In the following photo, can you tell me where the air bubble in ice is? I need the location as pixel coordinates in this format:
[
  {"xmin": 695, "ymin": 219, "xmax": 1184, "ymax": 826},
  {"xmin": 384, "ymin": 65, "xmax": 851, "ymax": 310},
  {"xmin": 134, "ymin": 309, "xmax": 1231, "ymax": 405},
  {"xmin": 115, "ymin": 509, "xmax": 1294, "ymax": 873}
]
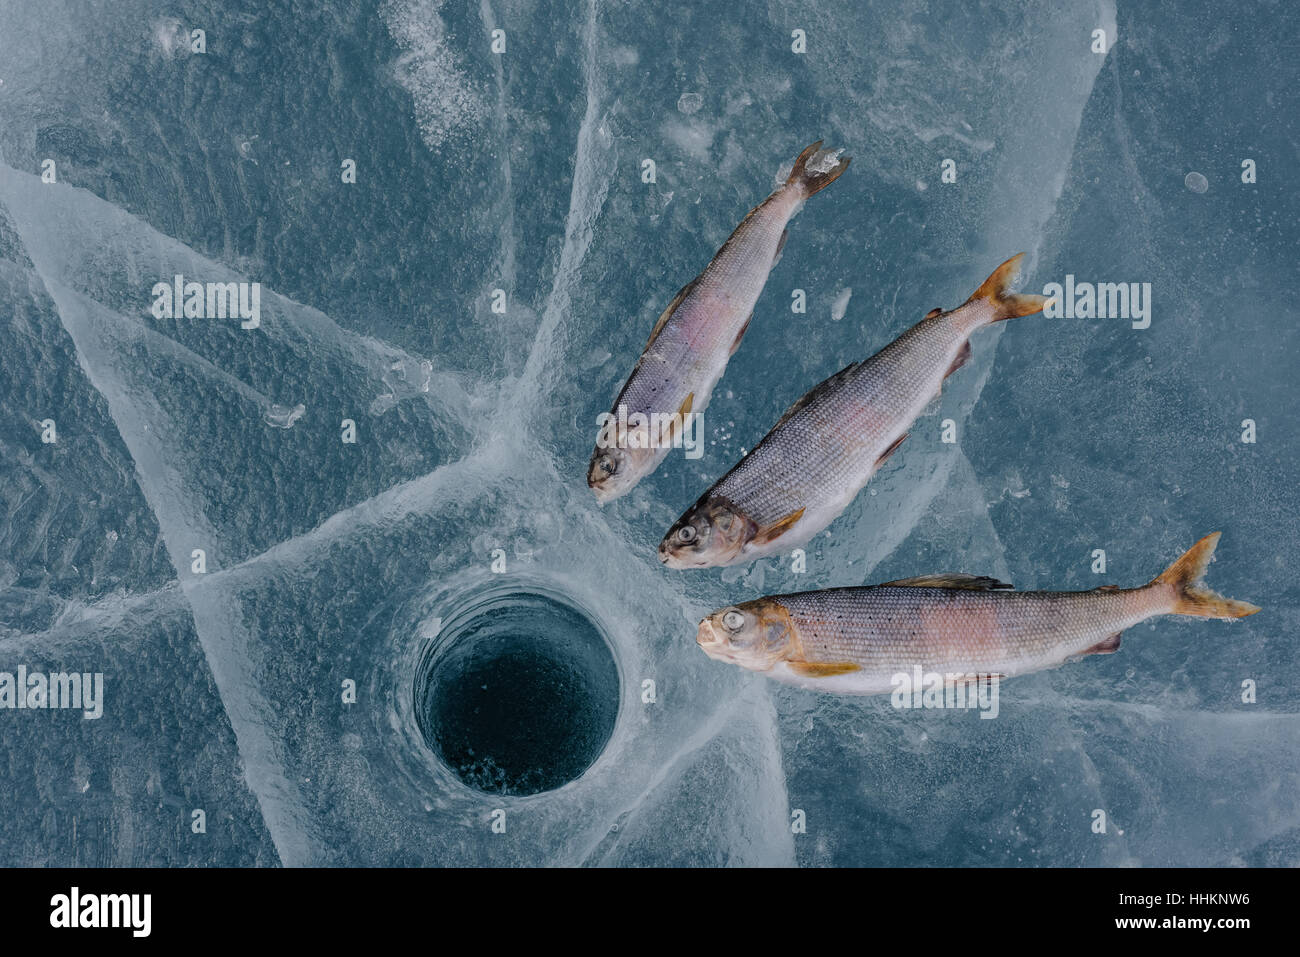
[
  {"xmin": 677, "ymin": 92, "xmax": 703, "ymax": 115},
  {"xmin": 1184, "ymin": 171, "xmax": 1209, "ymax": 193}
]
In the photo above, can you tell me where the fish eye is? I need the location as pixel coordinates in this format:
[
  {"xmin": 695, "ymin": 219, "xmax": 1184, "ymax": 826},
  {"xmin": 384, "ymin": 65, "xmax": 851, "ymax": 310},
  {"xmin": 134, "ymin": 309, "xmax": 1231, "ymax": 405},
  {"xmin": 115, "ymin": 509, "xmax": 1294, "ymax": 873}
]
[
  {"xmin": 677, "ymin": 525, "xmax": 697, "ymax": 543},
  {"xmin": 598, "ymin": 455, "xmax": 616, "ymax": 475},
  {"xmin": 722, "ymin": 610, "xmax": 745, "ymax": 631}
]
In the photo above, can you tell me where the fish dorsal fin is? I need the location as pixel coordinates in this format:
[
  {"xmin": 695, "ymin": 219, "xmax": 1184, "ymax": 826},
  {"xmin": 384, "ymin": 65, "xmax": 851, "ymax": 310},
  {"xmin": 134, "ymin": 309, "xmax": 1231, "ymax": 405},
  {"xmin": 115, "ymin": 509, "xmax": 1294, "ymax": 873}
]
[
  {"xmin": 924, "ymin": 307, "xmax": 943, "ymax": 320},
  {"xmin": 752, "ymin": 507, "xmax": 805, "ymax": 545},
  {"xmin": 882, "ymin": 574, "xmax": 1014, "ymax": 591},
  {"xmin": 789, "ymin": 660, "xmax": 860, "ymax": 678},
  {"xmin": 1081, "ymin": 633, "xmax": 1122, "ymax": 656},
  {"xmin": 875, "ymin": 431, "xmax": 908, "ymax": 468},
  {"xmin": 645, "ymin": 279, "xmax": 697, "ymax": 352},
  {"xmin": 772, "ymin": 362, "xmax": 861, "ymax": 431},
  {"xmin": 1095, "ymin": 584, "xmax": 1120, "ymax": 592}
]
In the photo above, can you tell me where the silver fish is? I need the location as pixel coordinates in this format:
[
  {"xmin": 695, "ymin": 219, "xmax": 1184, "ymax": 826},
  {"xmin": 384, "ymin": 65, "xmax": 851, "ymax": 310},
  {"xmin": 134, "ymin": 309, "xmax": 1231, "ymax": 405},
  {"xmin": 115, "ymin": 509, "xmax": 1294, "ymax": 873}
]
[
  {"xmin": 660, "ymin": 254, "xmax": 1050, "ymax": 567},
  {"xmin": 696, "ymin": 532, "xmax": 1259, "ymax": 695},
  {"xmin": 587, "ymin": 141, "xmax": 851, "ymax": 503}
]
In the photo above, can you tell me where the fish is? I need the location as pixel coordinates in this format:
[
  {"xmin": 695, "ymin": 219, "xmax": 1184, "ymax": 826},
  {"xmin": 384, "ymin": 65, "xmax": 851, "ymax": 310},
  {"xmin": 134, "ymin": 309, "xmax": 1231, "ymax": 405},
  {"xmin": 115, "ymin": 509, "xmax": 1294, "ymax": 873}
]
[
  {"xmin": 587, "ymin": 140, "xmax": 851, "ymax": 503},
  {"xmin": 695, "ymin": 532, "xmax": 1259, "ymax": 694},
  {"xmin": 659, "ymin": 254, "xmax": 1051, "ymax": 567}
]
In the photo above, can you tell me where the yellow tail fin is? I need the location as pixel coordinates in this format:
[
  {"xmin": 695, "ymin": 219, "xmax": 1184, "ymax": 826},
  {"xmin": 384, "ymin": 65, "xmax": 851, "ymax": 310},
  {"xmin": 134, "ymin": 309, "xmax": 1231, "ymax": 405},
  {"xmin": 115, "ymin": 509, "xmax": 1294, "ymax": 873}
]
[
  {"xmin": 786, "ymin": 140, "xmax": 851, "ymax": 197},
  {"xmin": 965, "ymin": 253, "xmax": 1051, "ymax": 321},
  {"xmin": 1153, "ymin": 532, "xmax": 1260, "ymax": 619}
]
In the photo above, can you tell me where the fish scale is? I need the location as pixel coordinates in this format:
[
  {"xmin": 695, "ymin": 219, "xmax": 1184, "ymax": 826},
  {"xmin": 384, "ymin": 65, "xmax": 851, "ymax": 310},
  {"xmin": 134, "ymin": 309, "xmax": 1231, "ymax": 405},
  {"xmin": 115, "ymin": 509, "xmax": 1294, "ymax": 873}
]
[
  {"xmin": 780, "ymin": 586, "xmax": 1156, "ymax": 678},
  {"xmin": 660, "ymin": 254, "xmax": 1050, "ymax": 568},
  {"xmin": 588, "ymin": 141, "xmax": 851, "ymax": 503},
  {"xmin": 694, "ymin": 533, "xmax": 1259, "ymax": 696},
  {"xmin": 713, "ymin": 313, "xmax": 974, "ymax": 527}
]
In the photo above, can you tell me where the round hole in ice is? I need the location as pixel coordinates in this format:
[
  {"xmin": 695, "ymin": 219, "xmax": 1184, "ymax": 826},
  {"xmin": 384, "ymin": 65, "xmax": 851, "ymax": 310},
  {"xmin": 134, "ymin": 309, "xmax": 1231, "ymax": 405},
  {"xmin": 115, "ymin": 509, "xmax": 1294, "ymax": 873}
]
[{"xmin": 414, "ymin": 590, "xmax": 619, "ymax": 796}]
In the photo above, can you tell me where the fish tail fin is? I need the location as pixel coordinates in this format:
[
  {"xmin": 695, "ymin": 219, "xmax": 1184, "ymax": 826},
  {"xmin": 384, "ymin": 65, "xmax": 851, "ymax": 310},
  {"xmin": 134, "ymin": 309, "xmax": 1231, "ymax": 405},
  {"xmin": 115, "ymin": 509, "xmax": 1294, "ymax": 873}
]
[
  {"xmin": 787, "ymin": 140, "xmax": 851, "ymax": 197},
  {"xmin": 965, "ymin": 253, "xmax": 1051, "ymax": 322},
  {"xmin": 1152, "ymin": 532, "xmax": 1260, "ymax": 619}
]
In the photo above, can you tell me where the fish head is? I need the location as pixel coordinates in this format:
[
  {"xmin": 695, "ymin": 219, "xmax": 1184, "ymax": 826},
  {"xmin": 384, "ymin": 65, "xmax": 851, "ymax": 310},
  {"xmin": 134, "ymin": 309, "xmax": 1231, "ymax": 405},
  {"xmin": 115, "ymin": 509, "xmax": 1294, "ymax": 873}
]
[
  {"xmin": 658, "ymin": 497, "xmax": 755, "ymax": 568},
  {"xmin": 696, "ymin": 599, "xmax": 796, "ymax": 672},
  {"xmin": 587, "ymin": 443, "xmax": 652, "ymax": 503}
]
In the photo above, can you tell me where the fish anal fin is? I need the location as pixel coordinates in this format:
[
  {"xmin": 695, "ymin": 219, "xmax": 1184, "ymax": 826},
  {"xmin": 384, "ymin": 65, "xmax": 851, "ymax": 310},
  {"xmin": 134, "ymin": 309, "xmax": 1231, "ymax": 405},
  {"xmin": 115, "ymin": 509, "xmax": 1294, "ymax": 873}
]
[
  {"xmin": 772, "ymin": 229, "xmax": 789, "ymax": 267},
  {"xmin": 645, "ymin": 279, "xmax": 697, "ymax": 351},
  {"xmin": 790, "ymin": 660, "xmax": 860, "ymax": 678},
  {"xmin": 1081, "ymin": 633, "xmax": 1122, "ymax": 656},
  {"xmin": 875, "ymin": 432, "xmax": 908, "ymax": 468},
  {"xmin": 1095, "ymin": 584, "xmax": 1120, "ymax": 592},
  {"xmin": 944, "ymin": 340, "xmax": 972, "ymax": 380},
  {"xmin": 882, "ymin": 574, "xmax": 1014, "ymax": 591},
  {"xmin": 752, "ymin": 507, "xmax": 805, "ymax": 545},
  {"xmin": 924, "ymin": 307, "xmax": 943, "ymax": 320}
]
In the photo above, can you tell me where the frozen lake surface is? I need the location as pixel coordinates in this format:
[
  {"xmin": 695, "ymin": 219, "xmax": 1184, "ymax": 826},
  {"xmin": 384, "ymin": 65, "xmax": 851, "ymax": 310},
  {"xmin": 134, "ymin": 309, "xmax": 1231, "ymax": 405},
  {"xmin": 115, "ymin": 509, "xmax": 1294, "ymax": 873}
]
[{"xmin": 0, "ymin": 0, "xmax": 1296, "ymax": 866}]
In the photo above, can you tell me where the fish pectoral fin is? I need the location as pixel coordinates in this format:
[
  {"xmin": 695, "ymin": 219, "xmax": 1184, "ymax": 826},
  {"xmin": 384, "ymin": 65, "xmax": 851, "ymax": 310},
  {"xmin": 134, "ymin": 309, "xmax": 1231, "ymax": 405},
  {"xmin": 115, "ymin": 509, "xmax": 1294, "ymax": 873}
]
[
  {"xmin": 730, "ymin": 311, "xmax": 754, "ymax": 355},
  {"xmin": 923, "ymin": 307, "xmax": 943, "ymax": 320},
  {"xmin": 943, "ymin": 340, "xmax": 972, "ymax": 380},
  {"xmin": 789, "ymin": 660, "xmax": 860, "ymax": 678},
  {"xmin": 1081, "ymin": 633, "xmax": 1122, "ymax": 656},
  {"xmin": 882, "ymin": 573, "xmax": 1014, "ymax": 591},
  {"xmin": 645, "ymin": 279, "xmax": 697, "ymax": 351},
  {"xmin": 875, "ymin": 432, "xmax": 908, "ymax": 468},
  {"xmin": 658, "ymin": 392, "xmax": 695, "ymax": 445},
  {"xmin": 752, "ymin": 507, "xmax": 805, "ymax": 545},
  {"xmin": 1094, "ymin": 584, "xmax": 1120, "ymax": 592}
]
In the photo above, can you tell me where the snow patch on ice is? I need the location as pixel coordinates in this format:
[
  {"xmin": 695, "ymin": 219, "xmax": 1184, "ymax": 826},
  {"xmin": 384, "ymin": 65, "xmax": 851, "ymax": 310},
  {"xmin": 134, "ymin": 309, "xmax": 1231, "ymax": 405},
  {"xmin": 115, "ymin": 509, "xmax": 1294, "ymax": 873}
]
[
  {"xmin": 662, "ymin": 117, "xmax": 717, "ymax": 160},
  {"xmin": 149, "ymin": 18, "xmax": 190, "ymax": 60},
  {"xmin": 382, "ymin": 0, "xmax": 483, "ymax": 152}
]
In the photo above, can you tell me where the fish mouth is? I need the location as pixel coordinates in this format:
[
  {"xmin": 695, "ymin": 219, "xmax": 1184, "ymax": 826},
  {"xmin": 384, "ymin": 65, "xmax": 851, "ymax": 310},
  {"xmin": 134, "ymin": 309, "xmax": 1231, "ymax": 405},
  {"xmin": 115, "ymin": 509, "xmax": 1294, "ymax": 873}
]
[
  {"xmin": 660, "ymin": 546, "xmax": 711, "ymax": 570},
  {"xmin": 659, "ymin": 541, "xmax": 694, "ymax": 568},
  {"xmin": 695, "ymin": 620, "xmax": 731, "ymax": 661},
  {"xmin": 587, "ymin": 474, "xmax": 621, "ymax": 504},
  {"xmin": 659, "ymin": 534, "xmax": 729, "ymax": 569}
]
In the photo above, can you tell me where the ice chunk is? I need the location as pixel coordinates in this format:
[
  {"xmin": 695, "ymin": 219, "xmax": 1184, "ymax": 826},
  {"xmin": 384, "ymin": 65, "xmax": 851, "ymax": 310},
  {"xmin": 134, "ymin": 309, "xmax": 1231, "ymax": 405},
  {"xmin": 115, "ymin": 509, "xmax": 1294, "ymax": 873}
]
[
  {"xmin": 676, "ymin": 92, "xmax": 703, "ymax": 115},
  {"xmin": 264, "ymin": 403, "xmax": 305, "ymax": 429},
  {"xmin": 805, "ymin": 148, "xmax": 845, "ymax": 175},
  {"xmin": 831, "ymin": 286, "xmax": 852, "ymax": 321}
]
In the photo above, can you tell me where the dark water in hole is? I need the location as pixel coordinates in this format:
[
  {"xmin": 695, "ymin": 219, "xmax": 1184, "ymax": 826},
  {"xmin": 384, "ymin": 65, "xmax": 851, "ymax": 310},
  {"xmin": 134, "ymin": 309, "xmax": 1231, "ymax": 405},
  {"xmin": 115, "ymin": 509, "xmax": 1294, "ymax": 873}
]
[{"xmin": 415, "ymin": 592, "xmax": 619, "ymax": 796}]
